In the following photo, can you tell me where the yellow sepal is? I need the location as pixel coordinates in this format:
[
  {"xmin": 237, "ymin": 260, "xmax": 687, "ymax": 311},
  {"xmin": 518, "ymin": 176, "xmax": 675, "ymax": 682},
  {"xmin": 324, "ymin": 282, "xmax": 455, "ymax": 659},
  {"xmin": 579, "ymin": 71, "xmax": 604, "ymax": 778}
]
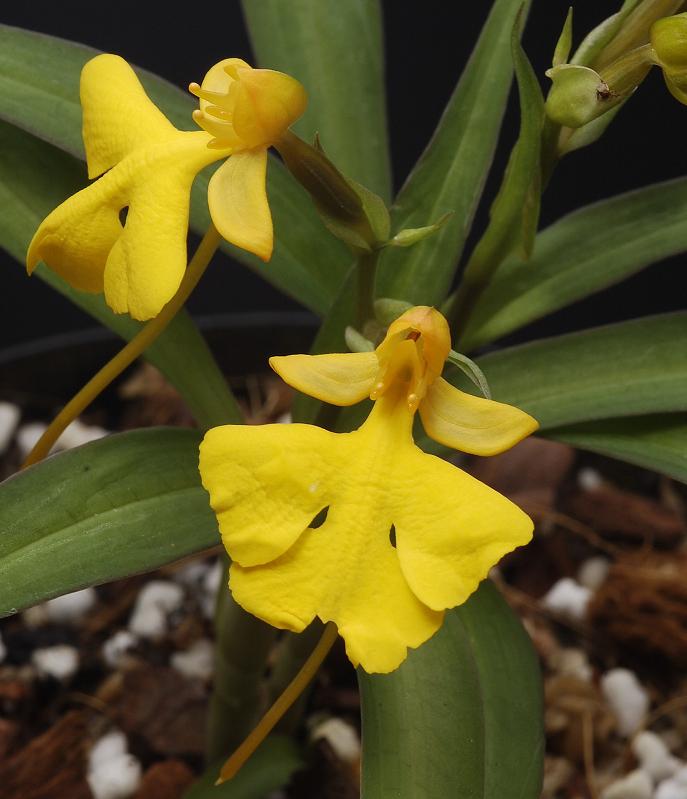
[
  {"xmin": 419, "ymin": 376, "xmax": 539, "ymax": 456},
  {"xmin": 81, "ymin": 54, "xmax": 178, "ymax": 179}
]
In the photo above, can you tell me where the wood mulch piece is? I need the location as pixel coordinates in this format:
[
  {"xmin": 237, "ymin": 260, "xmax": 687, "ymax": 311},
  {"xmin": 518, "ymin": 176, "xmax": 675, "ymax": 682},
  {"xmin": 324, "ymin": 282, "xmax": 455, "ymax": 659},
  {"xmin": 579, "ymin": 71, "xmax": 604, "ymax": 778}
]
[{"xmin": 0, "ymin": 710, "xmax": 92, "ymax": 799}]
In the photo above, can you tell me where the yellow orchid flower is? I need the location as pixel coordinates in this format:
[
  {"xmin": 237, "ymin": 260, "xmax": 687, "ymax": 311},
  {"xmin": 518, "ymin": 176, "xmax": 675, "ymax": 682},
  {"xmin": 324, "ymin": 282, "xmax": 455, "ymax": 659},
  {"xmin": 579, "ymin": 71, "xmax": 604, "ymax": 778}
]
[
  {"xmin": 26, "ymin": 54, "xmax": 306, "ymax": 320},
  {"xmin": 199, "ymin": 307, "xmax": 538, "ymax": 674}
]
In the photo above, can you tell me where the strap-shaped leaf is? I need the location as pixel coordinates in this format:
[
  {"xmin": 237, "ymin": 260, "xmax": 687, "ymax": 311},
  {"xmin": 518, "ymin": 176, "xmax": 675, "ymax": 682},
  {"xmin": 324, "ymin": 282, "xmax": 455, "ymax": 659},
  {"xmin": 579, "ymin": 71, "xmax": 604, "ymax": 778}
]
[
  {"xmin": 459, "ymin": 178, "xmax": 687, "ymax": 352},
  {"xmin": 376, "ymin": 0, "xmax": 531, "ymax": 306},
  {"xmin": 451, "ymin": 17, "xmax": 544, "ymax": 325},
  {"xmin": 0, "ymin": 428, "xmax": 216, "ymax": 616},
  {"xmin": 360, "ymin": 580, "xmax": 543, "ymax": 799},
  {"xmin": 547, "ymin": 414, "xmax": 687, "ymax": 484},
  {"xmin": 0, "ymin": 119, "xmax": 241, "ymax": 430},
  {"xmin": 474, "ymin": 313, "xmax": 687, "ymax": 429},
  {"xmin": 241, "ymin": 0, "xmax": 391, "ymax": 202},
  {"xmin": 0, "ymin": 23, "xmax": 349, "ymax": 313}
]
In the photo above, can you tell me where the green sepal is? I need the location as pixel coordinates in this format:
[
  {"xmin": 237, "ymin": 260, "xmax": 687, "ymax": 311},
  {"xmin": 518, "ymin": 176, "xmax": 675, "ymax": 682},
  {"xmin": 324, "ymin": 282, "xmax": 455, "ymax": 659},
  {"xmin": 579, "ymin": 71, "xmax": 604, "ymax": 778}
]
[{"xmin": 553, "ymin": 7, "xmax": 574, "ymax": 67}]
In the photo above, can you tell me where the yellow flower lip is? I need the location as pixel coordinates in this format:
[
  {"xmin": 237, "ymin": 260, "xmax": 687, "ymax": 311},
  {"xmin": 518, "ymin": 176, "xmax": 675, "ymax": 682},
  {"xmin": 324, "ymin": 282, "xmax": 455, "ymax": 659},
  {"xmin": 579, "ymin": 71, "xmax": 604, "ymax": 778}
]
[{"xmin": 190, "ymin": 58, "xmax": 307, "ymax": 150}]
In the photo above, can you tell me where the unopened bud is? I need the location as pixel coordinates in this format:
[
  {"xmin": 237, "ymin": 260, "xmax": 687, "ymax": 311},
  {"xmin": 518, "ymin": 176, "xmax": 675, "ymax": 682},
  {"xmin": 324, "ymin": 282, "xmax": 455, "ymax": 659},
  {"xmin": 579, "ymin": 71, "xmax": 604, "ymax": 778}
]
[
  {"xmin": 275, "ymin": 130, "xmax": 387, "ymax": 250},
  {"xmin": 651, "ymin": 13, "xmax": 687, "ymax": 102}
]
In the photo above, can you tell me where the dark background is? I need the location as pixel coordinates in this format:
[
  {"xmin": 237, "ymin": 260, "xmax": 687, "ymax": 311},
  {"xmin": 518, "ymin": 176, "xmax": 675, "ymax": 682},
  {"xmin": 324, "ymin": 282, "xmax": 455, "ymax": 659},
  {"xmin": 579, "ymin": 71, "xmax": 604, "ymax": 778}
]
[{"xmin": 1, "ymin": 1, "xmax": 685, "ymax": 354}]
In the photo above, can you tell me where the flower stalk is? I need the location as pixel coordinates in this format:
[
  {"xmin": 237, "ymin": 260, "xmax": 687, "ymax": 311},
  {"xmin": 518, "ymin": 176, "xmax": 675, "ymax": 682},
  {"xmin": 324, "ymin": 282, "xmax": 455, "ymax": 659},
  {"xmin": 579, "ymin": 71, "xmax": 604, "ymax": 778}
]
[
  {"xmin": 216, "ymin": 622, "xmax": 339, "ymax": 784},
  {"xmin": 22, "ymin": 225, "xmax": 222, "ymax": 468}
]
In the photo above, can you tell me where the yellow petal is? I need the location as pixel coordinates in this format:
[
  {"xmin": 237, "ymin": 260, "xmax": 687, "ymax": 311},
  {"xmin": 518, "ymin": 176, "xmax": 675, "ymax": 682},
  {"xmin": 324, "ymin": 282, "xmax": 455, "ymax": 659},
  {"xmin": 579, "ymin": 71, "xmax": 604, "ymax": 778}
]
[
  {"xmin": 394, "ymin": 450, "xmax": 533, "ymax": 612},
  {"xmin": 269, "ymin": 352, "xmax": 378, "ymax": 405},
  {"xmin": 208, "ymin": 149, "xmax": 273, "ymax": 261},
  {"xmin": 419, "ymin": 376, "xmax": 539, "ymax": 456},
  {"xmin": 199, "ymin": 422, "xmax": 336, "ymax": 567},
  {"xmin": 80, "ymin": 54, "xmax": 178, "ymax": 179},
  {"xmin": 26, "ymin": 181, "xmax": 120, "ymax": 293}
]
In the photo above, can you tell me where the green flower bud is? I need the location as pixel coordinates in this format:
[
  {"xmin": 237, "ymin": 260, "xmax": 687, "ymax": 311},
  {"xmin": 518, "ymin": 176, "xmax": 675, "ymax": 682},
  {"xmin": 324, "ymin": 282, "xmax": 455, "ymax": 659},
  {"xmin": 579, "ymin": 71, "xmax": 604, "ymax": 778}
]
[
  {"xmin": 275, "ymin": 130, "xmax": 387, "ymax": 251},
  {"xmin": 651, "ymin": 13, "xmax": 687, "ymax": 103}
]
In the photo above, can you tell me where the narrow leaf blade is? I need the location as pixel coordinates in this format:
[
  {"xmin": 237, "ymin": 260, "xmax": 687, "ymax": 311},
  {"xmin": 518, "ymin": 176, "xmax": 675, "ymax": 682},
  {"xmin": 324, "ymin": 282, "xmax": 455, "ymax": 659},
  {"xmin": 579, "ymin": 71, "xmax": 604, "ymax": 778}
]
[
  {"xmin": 360, "ymin": 580, "xmax": 543, "ymax": 798},
  {"xmin": 460, "ymin": 178, "xmax": 687, "ymax": 352},
  {"xmin": 376, "ymin": 0, "xmax": 531, "ymax": 305},
  {"xmin": 241, "ymin": 0, "xmax": 391, "ymax": 201},
  {"xmin": 470, "ymin": 313, "xmax": 687, "ymax": 429},
  {"xmin": 546, "ymin": 414, "xmax": 687, "ymax": 484},
  {"xmin": 0, "ymin": 428, "xmax": 216, "ymax": 616}
]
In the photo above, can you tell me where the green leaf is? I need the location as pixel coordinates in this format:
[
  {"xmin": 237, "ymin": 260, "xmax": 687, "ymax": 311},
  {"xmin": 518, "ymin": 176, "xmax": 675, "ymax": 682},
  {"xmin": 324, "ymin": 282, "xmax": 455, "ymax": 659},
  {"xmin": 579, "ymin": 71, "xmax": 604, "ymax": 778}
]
[
  {"xmin": 0, "ymin": 119, "xmax": 240, "ymax": 429},
  {"xmin": 360, "ymin": 580, "xmax": 543, "ymax": 798},
  {"xmin": 546, "ymin": 414, "xmax": 687, "ymax": 484},
  {"xmin": 458, "ymin": 178, "xmax": 687, "ymax": 352},
  {"xmin": 184, "ymin": 736, "xmax": 304, "ymax": 799},
  {"xmin": 471, "ymin": 313, "xmax": 687, "ymax": 430},
  {"xmin": 241, "ymin": 0, "xmax": 391, "ymax": 202},
  {"xmin": 450, "ymin": 18, "xmax": 545, "ymax": 325},
  {"xmin": 0, "ymin": 23, "xmax": 349, "ymax": 314},
  {"xmin": 0, "ymin": 428, "xmax": 216, "ymax": 616},
  {"xmin": 376, "ymin": 0, "xmax": 531, "ymax": 306}
]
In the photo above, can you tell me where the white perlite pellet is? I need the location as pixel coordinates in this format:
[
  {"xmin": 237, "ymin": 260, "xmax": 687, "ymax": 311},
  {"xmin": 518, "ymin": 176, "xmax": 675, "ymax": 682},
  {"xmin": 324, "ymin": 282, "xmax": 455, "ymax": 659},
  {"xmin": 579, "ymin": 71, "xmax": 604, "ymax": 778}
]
[
  {"xmin": 87, "ymin": 730, "xmax": 142, "ymax": 799},
  {"xmin": 57, "ymin": 419, "xmax": 109, "ymax": 450},
  {"xmin": 32, "ymin": 645, "xmax": 79, "ymax": 681},
  {"xmin": 577, "ymin": 556, "xmax": 610, "ymax": 591},
  {"xmin": 0, "ymin": 402, "xmax": 20, "ymax": 453},
  {"xmin": 600, "ymin": 769, "xmax": 653, "ymax": 799},
  {"xmin": 171, "ymin": 639, "xmax": 215, "ymax": 681},
  {"xmin": 311, "ymin": 717, "xmax": 361, "ymax": 764},
  {"xmin": 541, "ymin": 578, "xmax": 591, "ymax": 622},
  {"xmin": 44, "ymin": 587, "xmax": 97, "ymax": 623},
  {"xmin": 128, "ymin": 581, "xmax": 184, "ymax": 639},
  {"xmin": 632, "ymin": 731, "xmax": 681, "ymax": 782},
  {"xmin": 577, "ymin": 466, "xmax": 604, "ymax": 491},
  {"xmin": 601, "ymin": 669, "xmax": 650, "ymax": 737},
  {"xmin": 102, "ymin": 630, "xmax": 137, "ymax": 669}
]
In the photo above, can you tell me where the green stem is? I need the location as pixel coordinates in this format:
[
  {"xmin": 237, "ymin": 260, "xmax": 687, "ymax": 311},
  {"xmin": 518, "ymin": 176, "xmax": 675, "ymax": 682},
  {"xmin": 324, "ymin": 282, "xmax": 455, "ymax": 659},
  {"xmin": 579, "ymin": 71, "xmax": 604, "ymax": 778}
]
[
  {"xmin": 356, "ymin": 249, "xmax": 379, "ymax": 329},
  {"xmin": 207, "ymin": 557, "xmax": 278, "ymax": 762}
]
